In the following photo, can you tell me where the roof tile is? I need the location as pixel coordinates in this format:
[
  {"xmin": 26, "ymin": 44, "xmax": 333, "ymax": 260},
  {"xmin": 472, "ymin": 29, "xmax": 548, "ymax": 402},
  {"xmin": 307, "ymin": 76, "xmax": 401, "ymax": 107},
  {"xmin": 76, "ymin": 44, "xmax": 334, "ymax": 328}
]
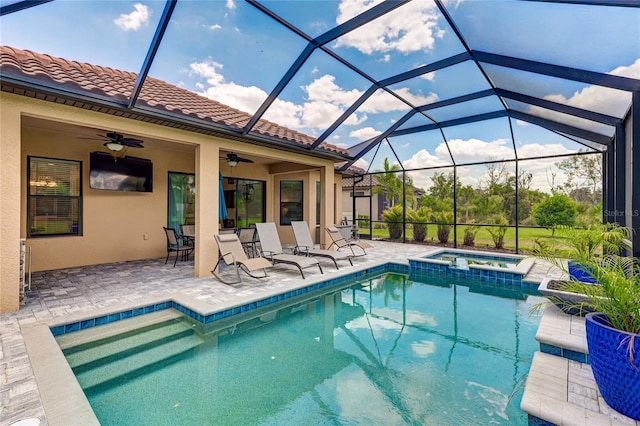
[{"xmin": 0, "ymin": 46, "xmax": 348, "ymax": 155}]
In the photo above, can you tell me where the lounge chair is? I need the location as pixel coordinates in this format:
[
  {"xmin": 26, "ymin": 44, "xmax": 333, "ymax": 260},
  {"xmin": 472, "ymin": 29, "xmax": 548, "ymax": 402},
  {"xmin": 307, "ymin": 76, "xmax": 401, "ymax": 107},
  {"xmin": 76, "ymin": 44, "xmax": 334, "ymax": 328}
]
[
  {"xmin": 255, "ymin": 222, "xmax": 323, "ymax": 279},
  {"xmin": 326, "ymin": 226, "xmax": 372, "ymax": 257},
  {"xmin": 212, "ymin": 233, "xmax": 273, "ymax": 284},
  {"xmin": 163, "ymin": 227, "xmax": 195, "ymax": 267},
  {"xmin": 291, "ymin": 221, "xmax": 353, "ymax": 269}
]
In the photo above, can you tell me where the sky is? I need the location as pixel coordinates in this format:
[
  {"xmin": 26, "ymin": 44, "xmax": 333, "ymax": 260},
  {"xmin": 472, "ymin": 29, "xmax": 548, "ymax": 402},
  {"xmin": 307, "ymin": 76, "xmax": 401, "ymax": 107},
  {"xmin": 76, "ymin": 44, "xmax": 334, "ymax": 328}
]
[{"xmin": 1, "ymin": 0, "xmax": 639, "ymax": 192}]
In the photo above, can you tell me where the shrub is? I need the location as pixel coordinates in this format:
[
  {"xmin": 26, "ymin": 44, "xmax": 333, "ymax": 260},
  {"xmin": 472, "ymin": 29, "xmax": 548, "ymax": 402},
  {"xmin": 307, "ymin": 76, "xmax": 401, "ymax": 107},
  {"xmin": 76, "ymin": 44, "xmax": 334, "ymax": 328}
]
[
  {"xmin": 357, "ymin": 214, "xmax": 370, "ymax": 228},
  {"xmin": 381, "ymin": 205, "xmax": 406, "ymax": 239},
  {"xmin": 462, "ymin": 222, "xmax": 479, "ymax": 246},
  {"xmin": 434, "ymin": 212, "xmax": 453, "ymax": 244},
  {"xmin": 408, "ymin": 207, "xmax": 431, "ymax": 242},
  {"xmin": 487, "ymin": 215, "xmax": 509, "ymax": 249}
]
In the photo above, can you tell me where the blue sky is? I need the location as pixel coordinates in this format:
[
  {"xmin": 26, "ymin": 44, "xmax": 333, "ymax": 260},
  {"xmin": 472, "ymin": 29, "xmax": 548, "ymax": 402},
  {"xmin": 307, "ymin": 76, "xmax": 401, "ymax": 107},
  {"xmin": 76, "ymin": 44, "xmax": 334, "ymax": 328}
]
[{"xmin": 2, "ymin": 0, "xmax": 639, "ymax": 191}]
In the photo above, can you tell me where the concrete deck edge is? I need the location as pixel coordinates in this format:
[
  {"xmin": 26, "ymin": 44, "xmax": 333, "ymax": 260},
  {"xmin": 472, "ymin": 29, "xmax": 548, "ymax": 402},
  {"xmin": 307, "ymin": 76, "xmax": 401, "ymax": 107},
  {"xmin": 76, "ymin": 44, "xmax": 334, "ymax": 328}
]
[
  {"xmin": 535, "ymin": 304, "xmax": 588, "ymax": 354},
  {"xmin": 20, "ymin": 323, "xmax": 99, "ymax": 426},
  {"xmin": 522, "ymin": 352, "xmax": 615, "ymax": 426}
]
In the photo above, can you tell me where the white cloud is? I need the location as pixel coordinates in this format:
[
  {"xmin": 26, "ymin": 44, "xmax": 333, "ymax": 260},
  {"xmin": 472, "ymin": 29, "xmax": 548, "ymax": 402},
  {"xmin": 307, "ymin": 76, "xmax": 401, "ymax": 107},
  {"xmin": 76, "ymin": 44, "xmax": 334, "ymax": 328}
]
[
  {"xmin": 350, "ymin": 126, "xmax": 381, "ymax": 141},
  {"xmin": 226, "ymin": 0, "xmax": 236, "ymax": 10},
  {"xmin": 114, "ymin": 3, "xmax": 151, "ymax": 31},
  {"xmin": 189, "ymin": 59, "xmax": 437, "ymax": 139},
  {"xmin": 353, "ymin": 158, "xmax": 369, "ymax": 170},
  {"xmin": 529, "ymin": 58, "xmax": 640, "ymax": 130},
  {"xmin": 421, "ymin": 71, "xmax": 436, "ymax": 82},
  {"xmin": 190, "ymin": 60, "xmax": 267, "ymax": 114},
  {"xmin": 440, "ymin": 138, "xmax": 514, "ymax": 164},
  {"xmin": 403, "ymin": 148, "xmax": 449, "ymax": 169},
  {"xmin": 208, "ymin": 24, "xmax": 222, "ymax": 31},
  {"xmin": 335, "ymin": 0, "xmax": 444, "ymax": 55}
]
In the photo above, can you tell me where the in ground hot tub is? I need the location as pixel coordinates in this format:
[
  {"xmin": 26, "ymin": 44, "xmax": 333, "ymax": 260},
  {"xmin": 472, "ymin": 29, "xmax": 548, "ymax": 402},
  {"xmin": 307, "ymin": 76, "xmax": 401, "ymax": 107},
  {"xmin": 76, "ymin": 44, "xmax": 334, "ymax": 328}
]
[{"xmin": 408, "ymin": 248, "xmax": 535, "ymax": 286}]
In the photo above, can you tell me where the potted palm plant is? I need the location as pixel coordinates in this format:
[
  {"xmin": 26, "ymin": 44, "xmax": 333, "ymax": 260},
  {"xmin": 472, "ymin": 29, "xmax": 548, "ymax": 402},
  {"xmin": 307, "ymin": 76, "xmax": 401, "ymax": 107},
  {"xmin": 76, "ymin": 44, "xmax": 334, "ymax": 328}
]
[
  {"xmin": 578, "ymin": 254, "xmax": 640, "ymax": 420},
  {"xmin": 534, "ymin": 224, "xmax": 640, "ymax": 419},
  {"xmin": 534, "ymin": 224, "xmax": 632, "ymax": 313}
]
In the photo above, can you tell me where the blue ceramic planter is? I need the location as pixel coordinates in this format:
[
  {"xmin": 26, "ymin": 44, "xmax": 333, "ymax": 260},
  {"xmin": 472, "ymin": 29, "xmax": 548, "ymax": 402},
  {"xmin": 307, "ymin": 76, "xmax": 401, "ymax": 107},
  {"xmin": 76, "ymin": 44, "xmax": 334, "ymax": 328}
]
[
  {"xmin": 568, "ymin": 260, "xmax": 598, "ymax": 284},
  {"xmin": 585, "ymin": 313, "xmax": 640, "ymax": 420}
]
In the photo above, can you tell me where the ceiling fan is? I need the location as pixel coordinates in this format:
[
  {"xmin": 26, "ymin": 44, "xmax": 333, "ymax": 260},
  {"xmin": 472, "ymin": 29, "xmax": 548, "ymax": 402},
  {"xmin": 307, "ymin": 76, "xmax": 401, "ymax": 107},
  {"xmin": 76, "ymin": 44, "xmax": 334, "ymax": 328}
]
[
  {"xmin": 79, "ymin": 131, "xmax": 144, "ymax": 153},
  {"xmin": 222, "ymin": 153, "xmax": 254, "ymax": 167}
]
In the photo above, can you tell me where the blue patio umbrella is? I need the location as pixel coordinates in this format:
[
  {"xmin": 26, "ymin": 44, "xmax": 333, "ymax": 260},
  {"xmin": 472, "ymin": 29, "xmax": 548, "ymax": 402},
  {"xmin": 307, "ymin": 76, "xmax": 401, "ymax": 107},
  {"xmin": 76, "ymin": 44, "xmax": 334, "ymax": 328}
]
[{"xmin": 219, "ymin": 172, "xmax": 228, "ymax": 219}]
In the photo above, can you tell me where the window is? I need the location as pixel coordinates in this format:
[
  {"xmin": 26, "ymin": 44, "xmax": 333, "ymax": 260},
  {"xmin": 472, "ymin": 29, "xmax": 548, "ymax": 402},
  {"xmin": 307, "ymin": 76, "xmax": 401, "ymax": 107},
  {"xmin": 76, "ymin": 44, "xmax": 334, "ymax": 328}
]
[
  {"xmin": 280, "ymin": 180, "xmax": 303, "ymax": 225},
  {"xmin": 167, "ymin": 172, "xmax": 195, "ymax": 231},
  {"xmin": 28, "ymin": 156, "xmax": 81, "ymax": 237}
]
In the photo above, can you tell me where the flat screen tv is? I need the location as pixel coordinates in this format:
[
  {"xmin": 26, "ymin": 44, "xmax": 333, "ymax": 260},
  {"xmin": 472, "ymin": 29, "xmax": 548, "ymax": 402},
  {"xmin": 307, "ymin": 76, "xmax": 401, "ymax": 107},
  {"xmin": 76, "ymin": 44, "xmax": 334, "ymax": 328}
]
[{"xmin": 89, "ymin": 152, "xmax": 153, "ymax": 192}]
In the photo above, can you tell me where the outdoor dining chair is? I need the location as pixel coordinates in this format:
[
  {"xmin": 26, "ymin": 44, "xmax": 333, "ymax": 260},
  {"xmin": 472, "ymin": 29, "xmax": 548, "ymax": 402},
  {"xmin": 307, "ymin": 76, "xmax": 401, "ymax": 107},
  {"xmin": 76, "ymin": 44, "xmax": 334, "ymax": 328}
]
[{"xmin": 163, "ymin": 227, "xmax": 194, "ymax": 267}]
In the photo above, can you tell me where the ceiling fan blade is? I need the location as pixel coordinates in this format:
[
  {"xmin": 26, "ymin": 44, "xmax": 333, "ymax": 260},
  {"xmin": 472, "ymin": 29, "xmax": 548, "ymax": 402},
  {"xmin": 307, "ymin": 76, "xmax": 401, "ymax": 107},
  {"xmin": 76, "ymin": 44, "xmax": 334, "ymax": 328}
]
[
  {"xmin": 121, "ymin": 138, "xmax": 144, "ymax": 148},
  {"xmin": 238, "ymin": 157, "xmax": 254, "ymax": 163}
]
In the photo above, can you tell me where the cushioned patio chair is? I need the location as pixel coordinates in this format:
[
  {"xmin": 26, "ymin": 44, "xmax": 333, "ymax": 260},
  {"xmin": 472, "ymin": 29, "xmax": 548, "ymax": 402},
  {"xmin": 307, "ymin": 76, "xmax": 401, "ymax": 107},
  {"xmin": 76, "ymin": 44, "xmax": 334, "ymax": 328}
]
[
  {"xmin": 255, "ymin": 222, "xmax": 323, "ymax": 279},
  {"xmin": 212, "ymin": 233, "xmax": 273, "ymax": 284},
  {"xmin": 291, "ymin": 221, "xmax": 353, "ymax": 269},
  {"xmin": 163, "ymin": 227, "xmax": 194, "ymax": 267},
  {"xmin": 326, "ymin": 226, "xmax": 372, "ymax": 257}
]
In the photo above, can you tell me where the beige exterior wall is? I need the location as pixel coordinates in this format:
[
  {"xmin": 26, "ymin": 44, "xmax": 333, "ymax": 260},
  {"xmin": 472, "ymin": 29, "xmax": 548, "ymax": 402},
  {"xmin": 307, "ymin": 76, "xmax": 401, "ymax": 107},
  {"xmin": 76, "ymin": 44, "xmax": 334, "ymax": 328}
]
[
  {"xmin": 0, "ymin": 94, "xmax": 22, "ymax": 313},
  {"xmin": 0, "ymin": 92, "xmax": 344, "ymax": 313}
]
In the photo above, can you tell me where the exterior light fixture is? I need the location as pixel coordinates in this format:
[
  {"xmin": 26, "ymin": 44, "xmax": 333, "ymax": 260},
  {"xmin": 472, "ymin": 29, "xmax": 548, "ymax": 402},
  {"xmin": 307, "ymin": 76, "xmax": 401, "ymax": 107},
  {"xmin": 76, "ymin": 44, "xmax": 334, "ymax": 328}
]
[{"xmin": 104, "ymin": 142, "xmax": 124, "ymax": 152}]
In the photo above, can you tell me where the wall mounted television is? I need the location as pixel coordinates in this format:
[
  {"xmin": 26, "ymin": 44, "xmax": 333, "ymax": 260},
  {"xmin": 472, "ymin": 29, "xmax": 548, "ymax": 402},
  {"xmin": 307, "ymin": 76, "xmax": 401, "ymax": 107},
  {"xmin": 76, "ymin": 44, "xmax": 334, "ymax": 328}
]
[{"xmin": 89, "ymin": 152, "xmax": 153, "ymax": 192}]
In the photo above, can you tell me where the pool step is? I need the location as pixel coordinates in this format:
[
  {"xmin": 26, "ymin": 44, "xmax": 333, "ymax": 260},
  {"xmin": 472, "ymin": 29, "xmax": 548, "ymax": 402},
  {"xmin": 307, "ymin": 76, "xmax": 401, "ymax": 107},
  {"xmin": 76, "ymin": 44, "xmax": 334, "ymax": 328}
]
[
  {"xmin": 73, "ymin": 331, "xmax": 203, "ymax": 392},
  {"xmin": 56, "ymin": 312, "xmax": 205, "ymax": 392},
  {"xmin": 64, "ymin": 320, "xmax": 196, "ymax": 370}
]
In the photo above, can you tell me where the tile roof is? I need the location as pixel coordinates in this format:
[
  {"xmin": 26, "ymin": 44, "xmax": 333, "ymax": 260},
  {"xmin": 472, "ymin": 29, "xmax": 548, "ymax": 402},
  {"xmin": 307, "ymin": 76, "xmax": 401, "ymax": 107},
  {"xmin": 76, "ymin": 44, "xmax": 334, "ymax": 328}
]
[
  {"xmin": 342, "ymin": 174, "xmax": 379, "ymax": 188},
  {"xmin": 0, "ymin": 46, "xmax": 348, "ymax": 156}
]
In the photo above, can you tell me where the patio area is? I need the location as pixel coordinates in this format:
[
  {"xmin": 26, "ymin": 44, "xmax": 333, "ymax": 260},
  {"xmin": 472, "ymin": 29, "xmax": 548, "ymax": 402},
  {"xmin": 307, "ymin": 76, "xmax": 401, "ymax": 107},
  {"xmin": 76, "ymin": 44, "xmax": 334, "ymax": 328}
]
[{"xmin": 0, "ymin": 240, "xmax": 617, "ymax": 426}]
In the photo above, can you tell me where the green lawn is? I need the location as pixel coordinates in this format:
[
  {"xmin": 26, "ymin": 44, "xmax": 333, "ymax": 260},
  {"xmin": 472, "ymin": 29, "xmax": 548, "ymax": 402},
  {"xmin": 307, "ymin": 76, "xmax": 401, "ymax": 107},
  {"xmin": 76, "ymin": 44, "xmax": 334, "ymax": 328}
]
[{"xmin": 357, "ymin": 223, "xmax": 558, "ymax": 253}]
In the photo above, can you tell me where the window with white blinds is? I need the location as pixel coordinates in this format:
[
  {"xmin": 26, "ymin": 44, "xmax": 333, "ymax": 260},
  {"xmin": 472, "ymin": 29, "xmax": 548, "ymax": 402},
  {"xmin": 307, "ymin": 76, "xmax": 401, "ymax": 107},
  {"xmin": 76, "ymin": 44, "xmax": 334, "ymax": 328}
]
[{"xmin": 28, "ymin": 156, "xmax": 81, "ymax": 237}]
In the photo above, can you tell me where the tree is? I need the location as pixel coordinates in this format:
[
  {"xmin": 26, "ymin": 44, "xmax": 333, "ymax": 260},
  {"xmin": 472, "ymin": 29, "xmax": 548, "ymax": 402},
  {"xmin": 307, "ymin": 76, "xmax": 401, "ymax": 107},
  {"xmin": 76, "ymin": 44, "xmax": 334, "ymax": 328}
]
[
  {"xmin": 372, "ymin": 157, "xmax": 416, "ymax": 208},
  {"xmin": 372, "ymin": 158, "xmax": 402, "ymax": 207},
  {"xmin": 532, "ymin": 194, "xmax": 577, "ymax": 234},
  {"xmin": 554, "ymin": 152, "xmax": 603, "ymax": 204}
]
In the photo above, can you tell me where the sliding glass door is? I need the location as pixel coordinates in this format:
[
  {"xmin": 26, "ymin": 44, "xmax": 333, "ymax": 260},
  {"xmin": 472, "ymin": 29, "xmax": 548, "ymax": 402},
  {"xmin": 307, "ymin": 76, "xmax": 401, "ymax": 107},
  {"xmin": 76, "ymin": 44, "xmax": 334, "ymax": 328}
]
[
  {"xmin": 234, "ymin": 179, "xmax": 265, "ymax": 228},
  {"xmin": 167, "ymin": 172, "xmax": 195, "ymax": 231}
]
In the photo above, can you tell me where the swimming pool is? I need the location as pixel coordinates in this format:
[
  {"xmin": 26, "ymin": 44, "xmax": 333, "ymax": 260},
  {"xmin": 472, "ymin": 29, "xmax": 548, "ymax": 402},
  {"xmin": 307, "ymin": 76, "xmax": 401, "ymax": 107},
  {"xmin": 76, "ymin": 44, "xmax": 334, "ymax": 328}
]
[{"xmin": 57, "ymin": 272, "xmax": 543, "ymax": 425}]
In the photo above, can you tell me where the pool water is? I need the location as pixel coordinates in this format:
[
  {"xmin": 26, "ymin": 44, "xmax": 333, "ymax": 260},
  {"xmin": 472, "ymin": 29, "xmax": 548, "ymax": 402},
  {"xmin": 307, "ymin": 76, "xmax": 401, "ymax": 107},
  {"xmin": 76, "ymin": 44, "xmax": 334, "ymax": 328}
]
[{"xmin": 62, "ymin": 273, "xmax": 543, "ymax": 425}]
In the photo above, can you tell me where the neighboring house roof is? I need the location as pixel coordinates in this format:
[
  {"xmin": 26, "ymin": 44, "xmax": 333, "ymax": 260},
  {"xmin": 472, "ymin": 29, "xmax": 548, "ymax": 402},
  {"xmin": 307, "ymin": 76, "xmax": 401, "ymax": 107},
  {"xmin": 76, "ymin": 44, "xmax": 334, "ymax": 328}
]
[
  {"xmin": 0, "ymin": 46, "xmax": 349, "ymax": 157},
  {"xmin": 342, "ymin": 174, "xmax": 379, "ymax": 189}
]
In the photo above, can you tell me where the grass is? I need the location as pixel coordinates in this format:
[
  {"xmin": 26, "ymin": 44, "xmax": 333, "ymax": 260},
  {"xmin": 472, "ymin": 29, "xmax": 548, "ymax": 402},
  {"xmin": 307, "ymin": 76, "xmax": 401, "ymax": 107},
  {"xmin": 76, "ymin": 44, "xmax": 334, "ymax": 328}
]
[{"xmin": 356, "ymin": 223, "xmax": 556, "ymax": 253}]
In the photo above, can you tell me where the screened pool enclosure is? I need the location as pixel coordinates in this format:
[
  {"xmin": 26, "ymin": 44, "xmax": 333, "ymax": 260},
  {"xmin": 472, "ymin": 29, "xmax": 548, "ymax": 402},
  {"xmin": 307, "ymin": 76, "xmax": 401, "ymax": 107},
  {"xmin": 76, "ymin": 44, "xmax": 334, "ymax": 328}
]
[{"xmin": 2, "ymin": 0, "xmax": 639, "ymax": 254}]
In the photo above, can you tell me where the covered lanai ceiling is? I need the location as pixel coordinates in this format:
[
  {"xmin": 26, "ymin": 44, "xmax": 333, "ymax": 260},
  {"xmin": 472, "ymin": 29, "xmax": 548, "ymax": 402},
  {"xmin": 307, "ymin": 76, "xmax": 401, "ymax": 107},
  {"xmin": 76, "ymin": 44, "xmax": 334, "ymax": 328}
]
[{"xmin": 1, "ymin": 0, "xmax": 639, "ymax": 173}]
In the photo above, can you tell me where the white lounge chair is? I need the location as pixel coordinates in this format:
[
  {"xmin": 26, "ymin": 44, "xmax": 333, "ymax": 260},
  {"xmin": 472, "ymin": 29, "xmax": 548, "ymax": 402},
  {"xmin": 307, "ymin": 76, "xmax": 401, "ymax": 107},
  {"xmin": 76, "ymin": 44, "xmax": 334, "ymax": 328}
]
[
  {"xmin": 255, "ymin": 222, "xmax": 323, "ymax": 278},
  {"xmin": 212, "ymin": 233, "xmax": 273, "ymax": 284},
  {"xmin": 291, "ymin": 221, "xmax": 353, "ymax": 269},
  {"xmin": 326, "ymin": 226, "xmax": 372, "ymax": 257}
]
